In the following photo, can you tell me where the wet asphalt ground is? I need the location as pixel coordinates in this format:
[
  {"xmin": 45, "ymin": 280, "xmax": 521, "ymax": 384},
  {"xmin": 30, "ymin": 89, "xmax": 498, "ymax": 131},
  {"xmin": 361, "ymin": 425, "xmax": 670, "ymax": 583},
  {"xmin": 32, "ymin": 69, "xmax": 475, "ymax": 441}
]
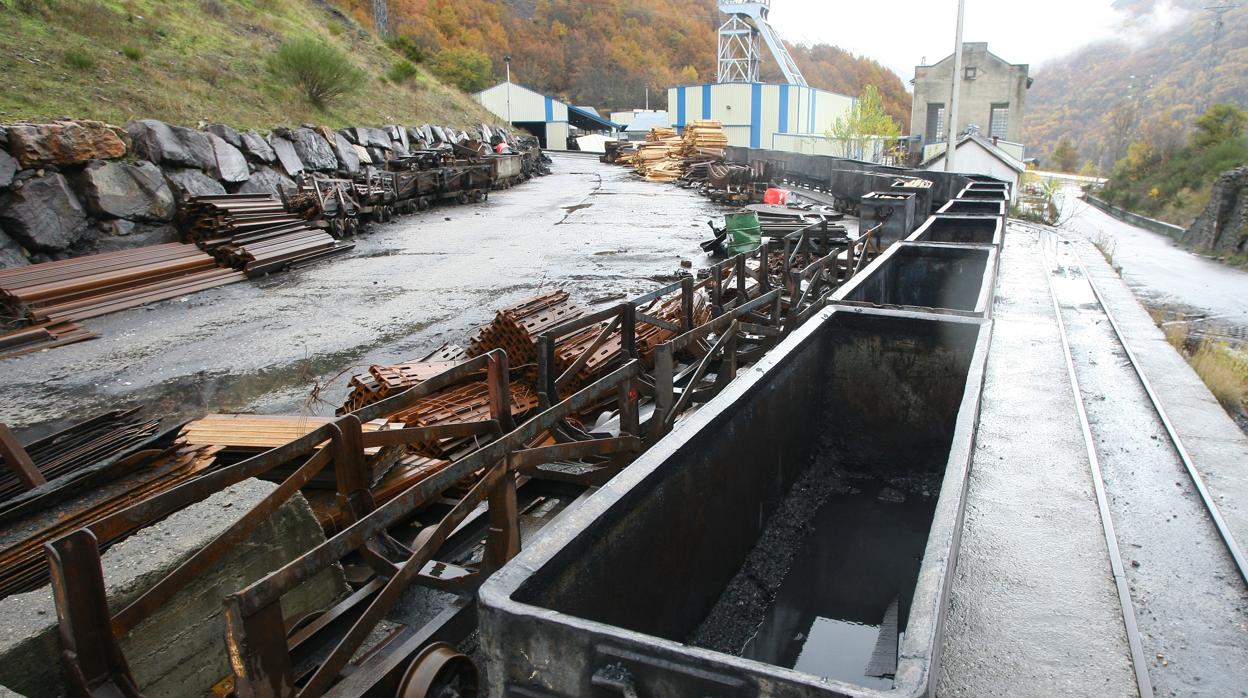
[
  {"xmin": 1058, "ymin": 189, "xmax": 1248, "ymax": 347},
  {"xmin": 0, "ymin": 153, "xmax": 727, "ymax": 440}
]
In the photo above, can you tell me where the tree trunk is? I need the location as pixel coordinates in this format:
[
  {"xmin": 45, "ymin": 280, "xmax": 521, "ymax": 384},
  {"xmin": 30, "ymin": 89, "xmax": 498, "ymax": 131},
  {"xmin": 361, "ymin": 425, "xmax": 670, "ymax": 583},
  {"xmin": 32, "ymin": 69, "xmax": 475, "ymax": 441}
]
[{"xmin": 372, "ymin": 0, "xmax": 390, "ymax": 38}]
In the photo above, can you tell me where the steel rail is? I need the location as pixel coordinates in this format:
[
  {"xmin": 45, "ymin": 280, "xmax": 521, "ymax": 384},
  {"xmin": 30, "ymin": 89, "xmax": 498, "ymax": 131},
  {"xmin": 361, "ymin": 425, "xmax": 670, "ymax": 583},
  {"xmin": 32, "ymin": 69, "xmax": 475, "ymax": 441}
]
[
  {"xmin": 1039, "ymin": 223, "xmax": 1248, "ymax": 585},
  {"xmin": 1036, "ymin": 229, "xmax": 1154, "ymax": 698}
]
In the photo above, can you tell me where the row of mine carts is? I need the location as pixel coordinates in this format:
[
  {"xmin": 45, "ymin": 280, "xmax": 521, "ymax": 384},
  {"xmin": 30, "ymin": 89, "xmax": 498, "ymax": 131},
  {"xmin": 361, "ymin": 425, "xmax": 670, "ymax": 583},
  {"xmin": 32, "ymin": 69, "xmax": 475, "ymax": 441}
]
[{"xmin": 287, "ymin": 134, "xmax": 550, "ymax": 239}]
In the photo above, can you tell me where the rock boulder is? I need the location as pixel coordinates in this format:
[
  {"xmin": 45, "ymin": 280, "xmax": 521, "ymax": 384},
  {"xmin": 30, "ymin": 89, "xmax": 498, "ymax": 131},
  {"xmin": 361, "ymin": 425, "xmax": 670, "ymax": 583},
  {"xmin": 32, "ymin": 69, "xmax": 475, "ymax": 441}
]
[
  {"xmin": 207, "ymin": 134, "xmax": 249, "ymax": 184},
  {"xmin": 0, "ymin": 150, "xmax": 18, "ymax": 190},
  {"xmin": 74, "ymin": 160, "xmax": 175, "ymax": 221},
  {"xmin": 5, "ymin": 120, "xmax": 128, "ymax": 168},
  {"xmin": 236, "ymin": 166, "xmax": 296, "ymax": 197},
  {"xmin": 126, "ymin": 120, "xmax": 215, "ymax": 171},
  {"xmin": 1182, "ymin": 165, "xmax": 1248, "ymax": 255},
  {"xmin": 163, "ymin": 168, "xmax": 227, "ymax": 201},
  {"xmin": 289, "ymin": 128, "xmax": 338, "ymax": 171},
  {"xmin": 268, "ymin": 134, "xmax": 305, "ymax": 177},
  {"xmin": 318, "ymin": 127, "xmax": 359, "ymax": 174},
  {"xmin": 94, "ymin": 222, "xmax": 179, "ymax": 252},
  {"xmin": 0, "ymin": 173, "xmax": 92, "ymax": 252},
  {"xmin": 203, "ymin": 124, "xmax": 242, "ymax": 149},
  {"xmin": 239, "ymin": 130, "xmax": 276, "ymax": 164},
  {"xmin": 0, "ymin": 228, "xmax": 29, "ymax": 268}
]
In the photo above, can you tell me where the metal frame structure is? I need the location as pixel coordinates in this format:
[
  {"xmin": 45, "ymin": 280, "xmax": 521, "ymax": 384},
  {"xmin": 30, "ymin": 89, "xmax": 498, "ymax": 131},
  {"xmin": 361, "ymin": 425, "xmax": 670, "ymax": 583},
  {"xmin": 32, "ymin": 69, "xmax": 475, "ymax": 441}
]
[
  {"xmin": 716, "ymin": 0, "xmax": 807, "ymax": 86},
  {"xmin": 42, "ymin": 221, "xmax": 884, "ymax": 698}
]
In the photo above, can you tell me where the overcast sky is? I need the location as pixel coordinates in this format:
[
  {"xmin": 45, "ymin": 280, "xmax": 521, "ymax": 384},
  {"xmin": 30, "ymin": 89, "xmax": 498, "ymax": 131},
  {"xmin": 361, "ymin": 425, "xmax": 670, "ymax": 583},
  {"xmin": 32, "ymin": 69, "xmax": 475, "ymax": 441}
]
[{"xmin": 765, "ymin": 0, "xmax": 1195, "ymax": 83}]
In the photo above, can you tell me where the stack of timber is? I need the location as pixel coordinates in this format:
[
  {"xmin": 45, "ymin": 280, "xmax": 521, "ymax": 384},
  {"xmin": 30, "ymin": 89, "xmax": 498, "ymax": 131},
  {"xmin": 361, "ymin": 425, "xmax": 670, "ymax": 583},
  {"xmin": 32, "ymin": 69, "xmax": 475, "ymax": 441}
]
[
  {"xmin": 180, "ymin": 193, "xmax": 352, "ymax": 275},
  {"xmin": 0, "ymin": 243, "xmax": 245, "ymax": 324},
  {"xmin": 0, "ymin": 408, "xmax": 160, "ymax": 504},
  {"xmin": 626, "ymin": 122, "xmax": 729, "ymax": 182},
  {"xmin": 680, "ymin": 120, "xmax": 729, "ymax": 159},
  {"xmin": 629, "ymin": 127, "xmax": 684, "ymax": 182}
]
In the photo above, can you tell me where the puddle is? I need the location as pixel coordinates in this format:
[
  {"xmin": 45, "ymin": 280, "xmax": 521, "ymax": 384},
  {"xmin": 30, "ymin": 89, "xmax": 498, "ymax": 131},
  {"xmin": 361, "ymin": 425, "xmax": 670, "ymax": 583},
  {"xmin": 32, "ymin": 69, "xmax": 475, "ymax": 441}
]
[{"xmin": 740, "ymin": 478, "xmax": 936, "ymax": 687}]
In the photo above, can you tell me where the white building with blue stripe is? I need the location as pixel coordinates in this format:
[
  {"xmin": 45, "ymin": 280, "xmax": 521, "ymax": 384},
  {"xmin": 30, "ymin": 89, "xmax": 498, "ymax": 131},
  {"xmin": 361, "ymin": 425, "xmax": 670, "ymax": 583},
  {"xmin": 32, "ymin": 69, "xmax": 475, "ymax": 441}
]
[
  {"xmin": 475, "ymin": 82, "xmax": 621, "ymax": 150},
  {"xmin": 666, "ymin": 82, "xmax": 854, "ymax": 154}
]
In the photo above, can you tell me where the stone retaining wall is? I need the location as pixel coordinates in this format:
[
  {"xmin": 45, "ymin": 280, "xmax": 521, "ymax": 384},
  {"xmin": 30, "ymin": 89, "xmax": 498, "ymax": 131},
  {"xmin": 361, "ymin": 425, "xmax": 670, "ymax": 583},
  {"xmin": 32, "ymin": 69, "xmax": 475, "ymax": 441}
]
[{"xmin": 0, "ymin": 118, "xmax": 493, "ymax": 268}]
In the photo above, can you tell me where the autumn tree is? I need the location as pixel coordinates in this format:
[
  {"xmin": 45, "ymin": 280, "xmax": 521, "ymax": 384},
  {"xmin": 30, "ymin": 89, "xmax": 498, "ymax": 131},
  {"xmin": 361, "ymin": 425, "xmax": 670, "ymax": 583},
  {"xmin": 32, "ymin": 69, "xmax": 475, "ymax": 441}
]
[
  {"xmin": 1051, "ymin": 137, "xmax": 1080, "ymax": 172},
  {"xmin": 430, "ymin": 47, "xmax": 492, "ymax": 93},
  {"xmin": 826, "ymin": 85, "xmax": 900, "ymax": 160}
]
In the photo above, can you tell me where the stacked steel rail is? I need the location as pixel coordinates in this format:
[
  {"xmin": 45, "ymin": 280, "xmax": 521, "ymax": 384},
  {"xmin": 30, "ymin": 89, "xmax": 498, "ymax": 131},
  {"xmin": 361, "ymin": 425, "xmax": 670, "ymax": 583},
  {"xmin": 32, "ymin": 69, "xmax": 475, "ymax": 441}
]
[
  {"xmin": 180, "ymin": 193, "xmax": 353, "ymax": 276},
  {"xmin": 0, "ymin": 320, "xmax": 95, "ymax": 359},
  {"xmin": 0, "ymin": 243, "xmax": 245, "ymax": 324}
]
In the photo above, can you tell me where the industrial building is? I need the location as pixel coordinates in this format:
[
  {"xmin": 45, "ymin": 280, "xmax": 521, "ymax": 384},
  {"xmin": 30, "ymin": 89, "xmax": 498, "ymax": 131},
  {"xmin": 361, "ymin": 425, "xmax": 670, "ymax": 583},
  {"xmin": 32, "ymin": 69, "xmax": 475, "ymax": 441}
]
[
  {"xmin": 474, "ymin": 82, "xmax": 620, "ymax": 148},
  {"xmin": 666, "ymin": 82, "xmax": 853, "ymax": 151},
  {"xmin": 911, "ymin": 42, "xmax": 1032, "ymax": 147},
  {"xmin": 663, "ymin": 1, "xmax": 853, "ymax": 153},
  {"xmin": 921, "ymin": 132, "xmax": 1026, "ymax": 197}
]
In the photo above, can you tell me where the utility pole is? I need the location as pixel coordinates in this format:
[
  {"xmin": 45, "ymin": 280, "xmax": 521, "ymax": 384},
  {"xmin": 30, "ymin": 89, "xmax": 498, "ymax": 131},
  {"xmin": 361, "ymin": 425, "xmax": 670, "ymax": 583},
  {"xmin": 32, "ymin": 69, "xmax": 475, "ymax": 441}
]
[
  {"xmin": 945, "ymin": 0, "xmax": 966, "ymax": 172},
  {"xmin": 504, "ymin": 56, "xmax": 513, "ymax": 125},
  {"xmin": 1204, "ymin": 4, "xmax": 1238, "ymax": 109}
]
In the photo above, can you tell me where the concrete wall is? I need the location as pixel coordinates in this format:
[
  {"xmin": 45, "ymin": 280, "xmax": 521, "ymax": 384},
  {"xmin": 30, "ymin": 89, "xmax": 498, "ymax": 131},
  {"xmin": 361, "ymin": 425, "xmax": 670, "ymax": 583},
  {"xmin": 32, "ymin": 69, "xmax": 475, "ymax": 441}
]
[
  {"xmin": 666, "ymin": 83, "xmax": 853, "ymax": 152},
  {"xmin": 911, "ymin": 43, "xmax": 1029, "ymax": 144},
  {"xmin": 0, "ymin": 480, "xmax": 346, "ymax": 698},
  {"xmin": 1085, "ymin": 194, "xmax": 1186, "ymax": 239}
]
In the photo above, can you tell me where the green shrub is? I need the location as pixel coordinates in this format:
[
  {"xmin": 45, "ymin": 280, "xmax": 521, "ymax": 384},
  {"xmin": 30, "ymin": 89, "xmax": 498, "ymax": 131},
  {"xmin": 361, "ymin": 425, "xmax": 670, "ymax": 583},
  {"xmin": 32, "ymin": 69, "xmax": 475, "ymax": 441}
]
[
  {"xmin": 267, "ymin": 38, "xmax": 364, "ymax": 108},
  {"xmin": 429, "ymin": 47, "xmax": 492, "ymax": 93},
  {"xmin": 386, "ymin": 35, "xmax": 425, "ymax": 64},
  {"xmin": 64, "ymin": 48, "xmax": 95, "ymax": 71},
  {"xmin": 121, "ymin": 45, "xmax": 143, "ymax": 61},
  {"xmin": 386, "ymin": 59, "xmax": 418, "ymax": 83},
  {"xmin": 327, "ymin": 22, "xmax": 345, "ymax": 36}
]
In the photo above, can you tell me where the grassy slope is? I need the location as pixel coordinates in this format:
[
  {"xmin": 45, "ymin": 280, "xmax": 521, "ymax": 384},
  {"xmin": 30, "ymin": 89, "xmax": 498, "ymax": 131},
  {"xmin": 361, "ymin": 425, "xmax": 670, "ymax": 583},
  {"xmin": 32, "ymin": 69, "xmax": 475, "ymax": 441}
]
[{"xmin": 0, "ymin": 0, "xmax": 495, "ymax": 129}]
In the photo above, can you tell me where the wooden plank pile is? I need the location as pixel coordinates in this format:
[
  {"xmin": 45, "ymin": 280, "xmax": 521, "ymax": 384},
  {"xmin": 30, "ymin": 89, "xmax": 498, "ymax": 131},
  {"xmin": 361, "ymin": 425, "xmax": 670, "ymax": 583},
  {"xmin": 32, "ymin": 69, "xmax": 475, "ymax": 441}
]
[
  {"xmin": 0, "ymin": 243, "xmax": 245, "ymax": 324},
  {"xmin": 625, "ymin": 121, "xmax": 729, "ymax": 182}
]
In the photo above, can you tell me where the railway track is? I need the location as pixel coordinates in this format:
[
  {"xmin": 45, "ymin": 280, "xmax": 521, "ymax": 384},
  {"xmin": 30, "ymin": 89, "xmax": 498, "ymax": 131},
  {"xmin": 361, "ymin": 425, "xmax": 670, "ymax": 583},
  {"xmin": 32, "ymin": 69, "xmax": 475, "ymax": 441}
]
[{"xmin": 1026, "ymin": 220, "xmax": 1248, "ymax": 698}]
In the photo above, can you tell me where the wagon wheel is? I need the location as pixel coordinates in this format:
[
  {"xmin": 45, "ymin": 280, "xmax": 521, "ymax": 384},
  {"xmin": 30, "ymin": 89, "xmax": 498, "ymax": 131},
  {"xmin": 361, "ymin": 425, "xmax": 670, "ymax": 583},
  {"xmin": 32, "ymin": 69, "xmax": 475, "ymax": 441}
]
[
  {"xmin": 396, "ymin": 642, "xmax": 478, "ymax": 698},
  {"xmin": 417, "ymin": 197, "xmax": 430, "ymax": 211},
  {"xmin": 472, "ymin": 190, "xmax": 486, "ymax": 204},
  {"xmin": 456, "ymin": 192, "xmax": 469, "ymax": 205}
]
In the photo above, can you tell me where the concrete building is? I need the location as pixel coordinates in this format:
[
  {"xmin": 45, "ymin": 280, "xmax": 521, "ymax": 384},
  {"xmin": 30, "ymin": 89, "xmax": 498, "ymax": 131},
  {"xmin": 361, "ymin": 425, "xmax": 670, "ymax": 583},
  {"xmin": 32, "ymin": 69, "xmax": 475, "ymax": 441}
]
[
  {"xmin": 475, "ymin": 82, "xmax": 619, "ymax": 149},
  {"xmin": 910, "ymin": 42, "xmax": 1031, "ymax": 146},
  {"xmin": 921, "ymin": 133, "xmax": 1025, "ymax": 198},
  {"xmin": 666, "ymin": 82, "xmax": 853, "ymax": 152}
]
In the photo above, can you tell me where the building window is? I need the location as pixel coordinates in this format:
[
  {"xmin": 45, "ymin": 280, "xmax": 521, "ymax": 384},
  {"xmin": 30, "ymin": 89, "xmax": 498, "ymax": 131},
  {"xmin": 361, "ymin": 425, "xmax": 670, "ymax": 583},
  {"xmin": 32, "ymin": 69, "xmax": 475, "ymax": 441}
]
[
  {"xmin": 926, "ymin": 103, "xmax": 946, "ymax": 140},
  {"xmin": 989, "ymin": 103, "xmax": 1009, "ymax": 138},
  {"xmin": 964, "ymin": 66, "xmax": 978, "ymax": 80}
]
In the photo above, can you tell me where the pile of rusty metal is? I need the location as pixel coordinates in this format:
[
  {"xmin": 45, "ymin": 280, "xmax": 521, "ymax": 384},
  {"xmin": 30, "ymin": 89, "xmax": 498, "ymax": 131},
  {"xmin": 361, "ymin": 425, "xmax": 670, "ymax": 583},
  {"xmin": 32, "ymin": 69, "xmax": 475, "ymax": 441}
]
[
  {"xmin": 0, "ymin": 409, "xmax": 160, "ymax": 505},
  {"xmin": 0, "ymin": 243, "xmax": 246, "ymax": 327},
  {"xmin": 466, "ymin": 291, "xmax": 585, "ymax": 364},
  {"xmin": 180, "ymin": 193, "xmax": 353, "ymax": 275},
  {"xmin": 0, "ymin": 415, "xmax": 219, "ymax": 598},
  {"xmin": 0, "ymin": 320, "xmax": 95, "ymax": 359}
]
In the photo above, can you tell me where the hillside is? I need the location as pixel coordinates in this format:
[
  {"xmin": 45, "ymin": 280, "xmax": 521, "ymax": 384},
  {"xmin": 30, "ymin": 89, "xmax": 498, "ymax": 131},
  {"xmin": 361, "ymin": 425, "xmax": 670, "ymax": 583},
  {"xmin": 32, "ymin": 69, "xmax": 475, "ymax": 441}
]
[
  {"xmin": 338, "ymin": 0, "xmax": 913, "ymax": 129},
  {"xmin": 0, "ymin": 0, "xmax": 494, "ymax": 129},
  {"xmin": 1023, "ymin": 3, "xmax": 1248, "ymax": 169}
]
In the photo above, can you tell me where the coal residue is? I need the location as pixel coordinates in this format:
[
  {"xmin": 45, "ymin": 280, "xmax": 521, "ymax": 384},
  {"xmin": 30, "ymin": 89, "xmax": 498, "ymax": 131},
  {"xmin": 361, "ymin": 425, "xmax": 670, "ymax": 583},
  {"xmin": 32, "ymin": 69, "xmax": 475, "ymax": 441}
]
[{"xmin": 689, "ymin": 437, "xmax": 941, "ymax": 686}]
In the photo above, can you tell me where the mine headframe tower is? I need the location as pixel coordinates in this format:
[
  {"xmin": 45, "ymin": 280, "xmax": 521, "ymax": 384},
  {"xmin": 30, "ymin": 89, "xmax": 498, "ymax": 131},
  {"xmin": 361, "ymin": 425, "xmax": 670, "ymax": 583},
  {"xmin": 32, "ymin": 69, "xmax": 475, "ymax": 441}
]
[{"xmin": 716, "ymin": 0, "xmax": 808, "ymax": 86}]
